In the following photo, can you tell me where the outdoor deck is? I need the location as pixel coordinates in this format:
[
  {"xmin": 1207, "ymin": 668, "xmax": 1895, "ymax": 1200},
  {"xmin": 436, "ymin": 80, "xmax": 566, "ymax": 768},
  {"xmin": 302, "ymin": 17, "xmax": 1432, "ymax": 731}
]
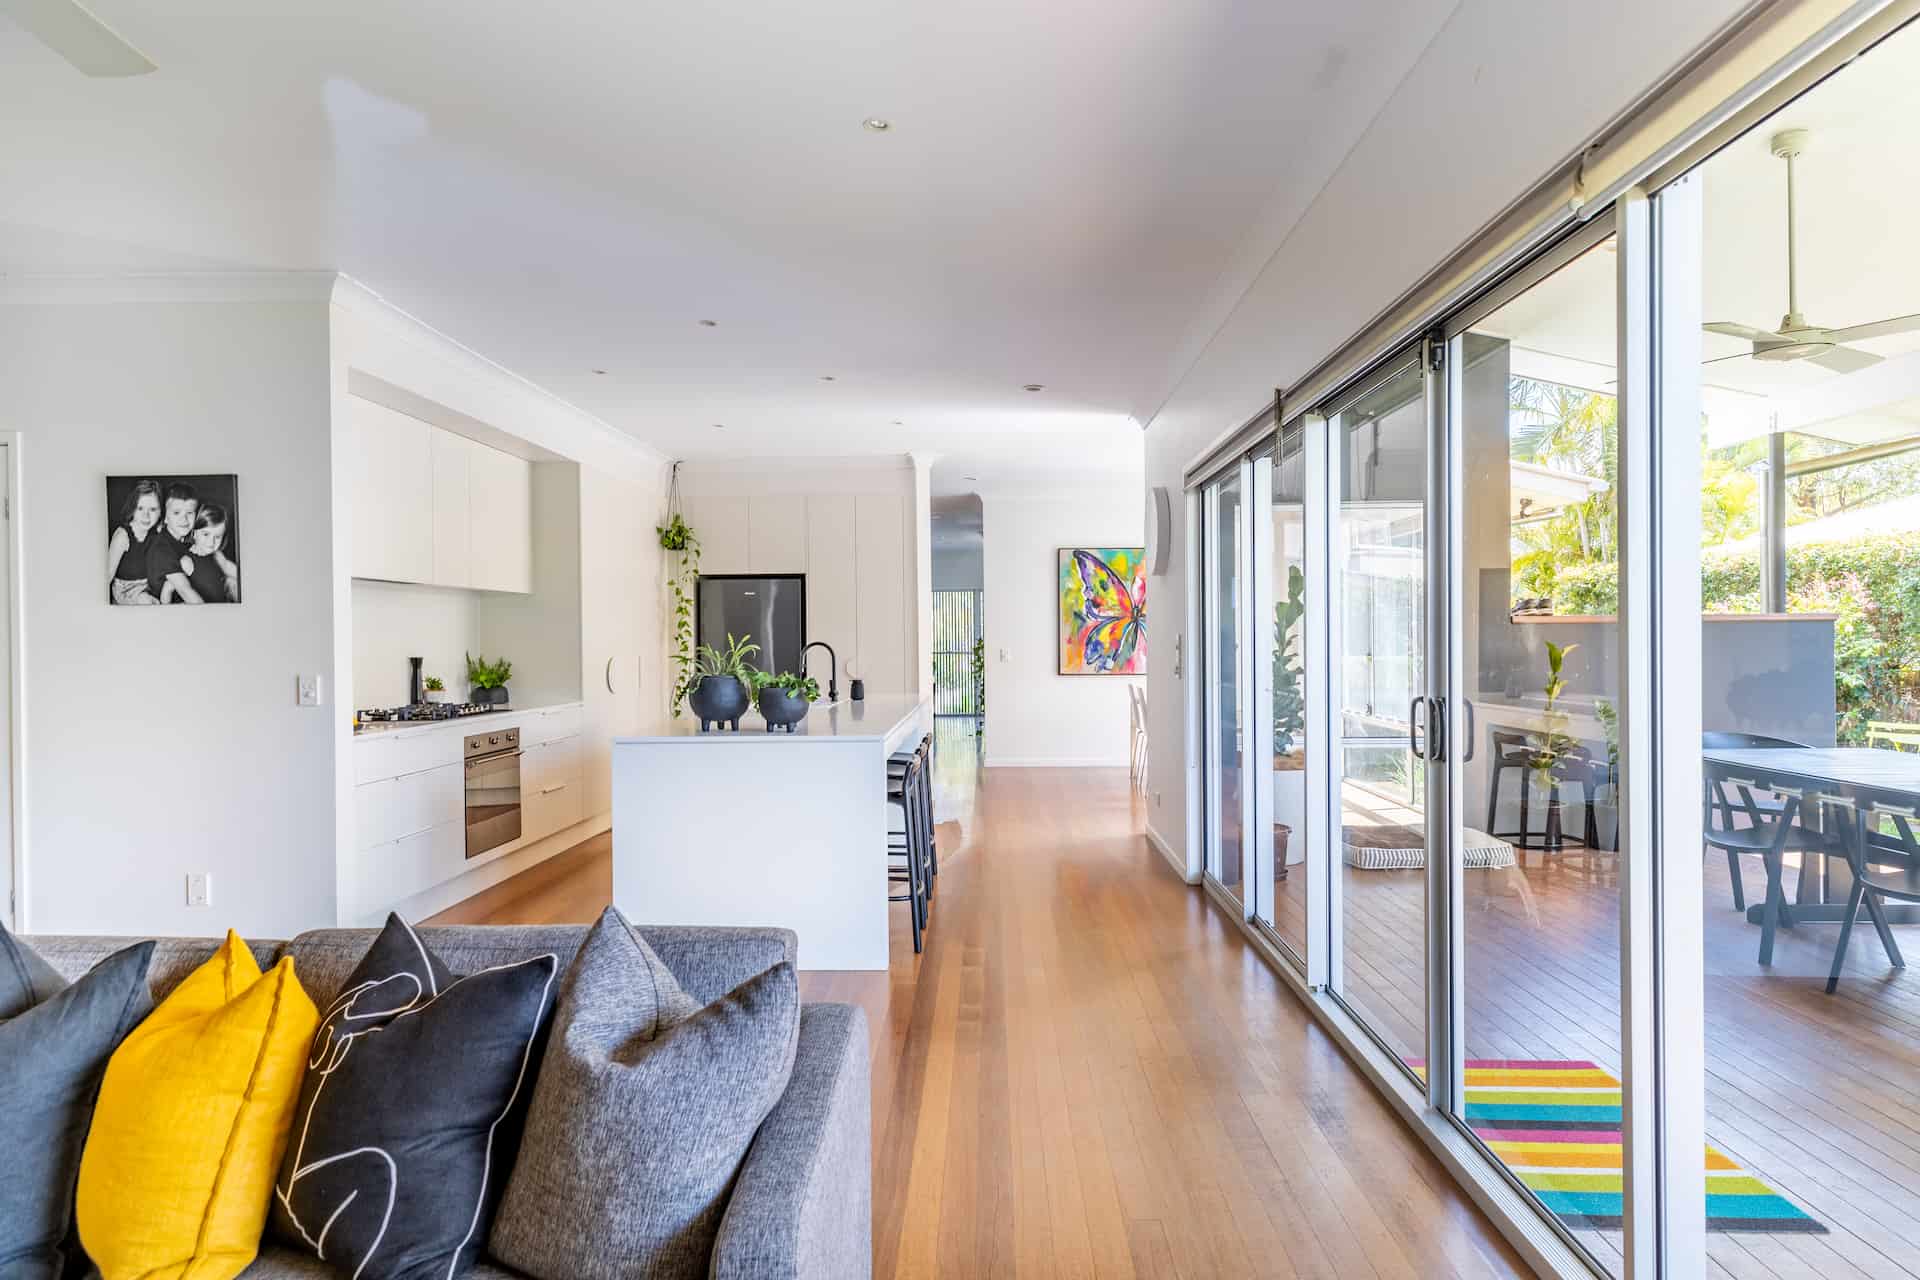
[{"xmin": 1265, "ymin": 835, "xmax": 1920, "ymax": 1278}]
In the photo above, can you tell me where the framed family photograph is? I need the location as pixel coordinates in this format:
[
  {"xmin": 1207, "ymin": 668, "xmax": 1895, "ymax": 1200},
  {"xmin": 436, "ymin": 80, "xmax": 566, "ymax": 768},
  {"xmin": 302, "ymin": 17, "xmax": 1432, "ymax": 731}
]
[{"xmin": 106, "ymin": 473, "xmax": 242, "ymax": 605}]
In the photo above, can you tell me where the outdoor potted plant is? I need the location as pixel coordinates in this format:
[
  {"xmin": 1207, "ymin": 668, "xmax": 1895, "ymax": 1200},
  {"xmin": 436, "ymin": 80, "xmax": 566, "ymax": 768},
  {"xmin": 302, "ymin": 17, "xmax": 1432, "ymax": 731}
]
[
  {"xmin": 1525, "ymin": 640, "xmax": 1582, "ymax": 847},
  {"xmin": 755, "ymin": 670, "xmax": 820, "ymax": 733},
  {"xmin": 423, "ymin": 675, "xmax": 447, "ymax": 704},
  {"xmin": 687, "ymin": 633, "xmax": 757, "ymax": 731},
  {"xmin": 466, "ymin": 652, "xmax": 513, "ymax": 706},
  {"xmin": 1271, "ymin": 566, "xmax": 1307, "ymax": 879}
]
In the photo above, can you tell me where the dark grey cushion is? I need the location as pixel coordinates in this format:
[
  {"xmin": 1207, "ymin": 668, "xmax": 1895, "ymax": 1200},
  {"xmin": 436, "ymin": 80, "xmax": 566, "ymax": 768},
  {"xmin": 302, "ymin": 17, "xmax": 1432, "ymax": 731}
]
[
  {"xmin": 488, "ymin": 909, "xmax": 800, "ymax": 1280},
  {"xmin": 269, "ymin": 914, "xmax": 560, "ymax": 1280},
  {"xmin": 0, "ymin": 930, "xmax": 154, "ymax": 1280}
]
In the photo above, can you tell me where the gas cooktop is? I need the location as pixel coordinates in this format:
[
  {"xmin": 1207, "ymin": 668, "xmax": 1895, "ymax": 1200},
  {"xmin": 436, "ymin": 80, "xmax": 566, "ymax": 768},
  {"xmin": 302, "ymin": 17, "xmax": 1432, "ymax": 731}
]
[{"xmin": 356, "ymin": 702, "xmax": 499, "ymax": 723}]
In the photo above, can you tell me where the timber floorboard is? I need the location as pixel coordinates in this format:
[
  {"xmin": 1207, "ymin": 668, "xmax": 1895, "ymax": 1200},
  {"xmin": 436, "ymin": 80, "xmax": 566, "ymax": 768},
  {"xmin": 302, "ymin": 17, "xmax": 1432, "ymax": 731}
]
[{"xmin": 430, "ymin": 743, "xmax": 1530, "ymax": 1279}]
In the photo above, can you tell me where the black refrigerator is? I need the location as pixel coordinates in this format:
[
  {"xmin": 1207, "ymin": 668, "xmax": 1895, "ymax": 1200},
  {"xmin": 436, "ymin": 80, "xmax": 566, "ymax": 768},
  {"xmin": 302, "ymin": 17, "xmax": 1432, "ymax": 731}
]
[{"xmin": 695, "ymin": 575, "xmax": 806, "ymax": 676}]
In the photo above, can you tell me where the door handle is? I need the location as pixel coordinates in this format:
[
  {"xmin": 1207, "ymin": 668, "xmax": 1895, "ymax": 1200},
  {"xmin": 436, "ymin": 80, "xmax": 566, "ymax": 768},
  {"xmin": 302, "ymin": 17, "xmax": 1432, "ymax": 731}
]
[
  {"xmin": 605, "ymin": 657, "xmax": 615, "ymax": 694},
  {"xmin": 1461, "ymin": 698, "xmax": 1476, "ymax": 763},
  {"xmin": 1429, "ymin": 696, "xmax": 1448, "ymax": 765},
  {"xmin": 1409, "ymin": 695, "xmax": 1427, "ymax": 760}
]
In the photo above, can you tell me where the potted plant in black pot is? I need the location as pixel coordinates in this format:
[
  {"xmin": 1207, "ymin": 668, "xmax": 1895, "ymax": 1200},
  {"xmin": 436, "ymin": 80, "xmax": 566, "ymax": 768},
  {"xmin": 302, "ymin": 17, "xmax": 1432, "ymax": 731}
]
[
  {"xmin": 687, "ymin": 633, "xmax": 757, "ymax": 731},
  {"xmin": 466, "ymin": 653, "xmax": 513, "ymax": 706},
  {"xmin": 755, "ymin": 670, "xmax": 820, "ymax": 733}
]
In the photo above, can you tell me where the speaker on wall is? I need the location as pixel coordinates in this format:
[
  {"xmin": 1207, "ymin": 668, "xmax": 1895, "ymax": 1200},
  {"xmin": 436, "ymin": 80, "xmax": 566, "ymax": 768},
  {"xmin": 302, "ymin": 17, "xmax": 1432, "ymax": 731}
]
[{"xmin": 1144, "ymin": 485, "xmax": 1172, "ymax": 576}]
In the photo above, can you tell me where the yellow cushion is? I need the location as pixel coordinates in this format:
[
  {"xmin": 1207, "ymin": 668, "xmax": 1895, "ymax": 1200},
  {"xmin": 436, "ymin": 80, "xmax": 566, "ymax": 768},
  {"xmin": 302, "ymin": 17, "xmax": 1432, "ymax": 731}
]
[{"xmin": 77, "ymin": 930, "xmax": 319, "ymax": 1280}]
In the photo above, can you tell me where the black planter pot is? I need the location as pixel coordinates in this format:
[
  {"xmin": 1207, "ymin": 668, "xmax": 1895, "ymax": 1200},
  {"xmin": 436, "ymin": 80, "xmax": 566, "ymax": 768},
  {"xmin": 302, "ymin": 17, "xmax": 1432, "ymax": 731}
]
[
  {"xmin": 474, "ymin": 685, "xmax": 509, "ymax": 706},
  {"xmin": 688, "ymin": 675, "xmax": 750, "ymax": 731},
  {"xmin": 757, "ymin": 687, "xmax": 812, "ymax": 733}
]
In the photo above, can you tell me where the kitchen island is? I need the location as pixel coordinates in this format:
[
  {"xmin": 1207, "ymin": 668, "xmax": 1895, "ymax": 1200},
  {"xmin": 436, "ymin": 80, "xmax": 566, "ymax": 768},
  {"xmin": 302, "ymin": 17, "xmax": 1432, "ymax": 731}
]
[{"xmin": 610, "ymin": 694, "xmax": 932, "ymax": 969}]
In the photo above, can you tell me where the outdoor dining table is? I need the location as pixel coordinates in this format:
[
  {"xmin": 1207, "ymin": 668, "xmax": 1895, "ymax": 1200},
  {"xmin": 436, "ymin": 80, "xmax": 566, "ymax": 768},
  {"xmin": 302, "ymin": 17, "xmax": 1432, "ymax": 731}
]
[{"xmin": 1703, "ymin": 746, "xmax": 1920, "ymax": 927}]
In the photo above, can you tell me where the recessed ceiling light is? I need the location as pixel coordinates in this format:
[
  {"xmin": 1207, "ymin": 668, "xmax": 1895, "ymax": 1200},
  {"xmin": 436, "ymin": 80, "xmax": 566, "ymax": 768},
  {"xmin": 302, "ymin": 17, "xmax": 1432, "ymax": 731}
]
[
  {"xmin": 862, "ymin": 118, "xmax": 891, "ymax": 132},
  {"xmin": 591, "ymin": 368, "xmax": 607, "ymax": 375},
  {"xmin": 698, "ymin": 319, "xmax": 718, "ymax": 327},
  {"xmin": 712, "ymin": 423, "xmax": 726, "ymax": 430},
  {"xmin": 819, "ymin": 375, "xmax": 836, "ymax": 382},
  {"xmin": 1023, "ymin": 383, "xmax": 1045, "ymax": 392},
  {"xmin": 963, "ymin": 475, "xmax": 978, "ymax": 481},
  {"xmin": 892, "ymin": 419, "xmax": 904, "ymax": 426}
]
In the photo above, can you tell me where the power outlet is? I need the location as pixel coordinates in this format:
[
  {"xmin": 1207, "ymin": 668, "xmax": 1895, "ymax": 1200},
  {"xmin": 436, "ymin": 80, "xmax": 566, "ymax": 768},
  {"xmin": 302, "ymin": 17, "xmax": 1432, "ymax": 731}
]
[
  {"xmin": 297, "ymin": 674, "xmax": 323, "ymax": 707},
  {"xmin": 1153, "ymin": 789, "xmax": 1162, "ymax": 808},
  {"xmin": 186, "ymin": 872, "xmax": 213, "ymax": 908}
]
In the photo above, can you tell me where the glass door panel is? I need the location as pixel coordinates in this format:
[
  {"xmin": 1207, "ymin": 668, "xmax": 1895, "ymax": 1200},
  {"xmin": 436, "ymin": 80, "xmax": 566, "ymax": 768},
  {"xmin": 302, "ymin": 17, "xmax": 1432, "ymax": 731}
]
[
  {"xmin": 1331, "ymin": 355, "xmax": 1429, "ymax": 1068},
  {"xmin": 1449, "ymin": 233, "xmax": 1625, "ymax": 1274},
  {"xmin": 1203, "ymin": 470, "xmax": 1246, "ymax": 902},
  {"xmin": 1260, "ymin": 432, "xmax": 1310, "ymax": 960}
]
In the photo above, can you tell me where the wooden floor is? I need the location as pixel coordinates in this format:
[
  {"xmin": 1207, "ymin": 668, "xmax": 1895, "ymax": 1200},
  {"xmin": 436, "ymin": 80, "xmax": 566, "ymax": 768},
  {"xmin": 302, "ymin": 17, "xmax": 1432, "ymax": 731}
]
[
  {"xmin": 429, "ymin": 725, "xmax": 1530, "ymax": 1279},
  {"xmin": 1256, "ymin": 810, "xmax": 1920, "ymax": 1280}
]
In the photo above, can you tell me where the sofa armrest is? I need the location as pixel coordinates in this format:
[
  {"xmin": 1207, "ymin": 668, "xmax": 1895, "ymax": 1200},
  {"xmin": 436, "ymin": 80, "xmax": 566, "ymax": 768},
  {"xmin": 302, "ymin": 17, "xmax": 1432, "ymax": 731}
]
[
  {"xmin": 712, "ymin": 1002, "xmax": 871, "ymax": 1280},
  {"xmin": 634, "ymin": 925, "xmax": 797, "ymax": 1005}
]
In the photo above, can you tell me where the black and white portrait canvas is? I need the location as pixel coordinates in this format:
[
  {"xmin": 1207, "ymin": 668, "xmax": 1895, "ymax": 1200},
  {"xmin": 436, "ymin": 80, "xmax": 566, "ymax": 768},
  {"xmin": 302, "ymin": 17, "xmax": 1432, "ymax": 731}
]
[{"xmin": 105, "ymin": 474, "xmax": 242, "ymax": 605}]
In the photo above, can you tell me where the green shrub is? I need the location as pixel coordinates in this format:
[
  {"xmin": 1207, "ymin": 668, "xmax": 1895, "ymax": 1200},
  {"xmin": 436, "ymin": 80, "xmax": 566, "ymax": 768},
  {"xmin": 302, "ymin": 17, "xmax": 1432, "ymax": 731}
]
[{"xmin": 1540, "ymin": 534, "xmax": 1920, "ymax": 742}]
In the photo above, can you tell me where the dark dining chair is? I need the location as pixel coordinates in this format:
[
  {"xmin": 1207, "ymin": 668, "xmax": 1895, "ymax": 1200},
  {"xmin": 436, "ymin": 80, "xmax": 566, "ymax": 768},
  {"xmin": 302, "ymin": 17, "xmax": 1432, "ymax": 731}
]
[
  {"xmin": 1702, "ymin": 731, "xmax": 1808, "ymax": 911},
  {"xmin": 1826, "ymin": 805, "xmax": 1920, "ymax": 992}
]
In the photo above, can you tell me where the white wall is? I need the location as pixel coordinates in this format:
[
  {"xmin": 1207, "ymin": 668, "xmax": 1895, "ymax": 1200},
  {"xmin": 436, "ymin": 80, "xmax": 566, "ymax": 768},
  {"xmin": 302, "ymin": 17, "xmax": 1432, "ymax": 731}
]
[
  {"xmin": 351, "ymin": 579, "xmax": 479, "ymax": 708},
  {"xmin": 980, "ymin": 469, "xmax": 1145, "ymax": 768},
  {"xmin": 1141, "ymin": 0, "xmax": 1753, "ymax": 875},
  {"xmin": 0, "ymin": 292, "xmax": 339, "ymax": 937},
  {"xmin": 679, "ymin": 458, "xmax": 923, "ymax": 700}
]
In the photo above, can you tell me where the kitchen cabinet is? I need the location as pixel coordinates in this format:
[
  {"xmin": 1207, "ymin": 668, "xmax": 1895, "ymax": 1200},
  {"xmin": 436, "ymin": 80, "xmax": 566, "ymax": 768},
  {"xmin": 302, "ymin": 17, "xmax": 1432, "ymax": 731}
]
[
  {"xmin": 523, "ymin": 732, "xmax": 583, "ymax": 841},
  {"xmin": 349, "ymin": 398, "xmax": 434, "ymax": 584},
  {"xmin": 430, "ymin": 429, "xmax": 474, "ymax": 586},
  {"xmin": 579, "ymin": 463, "xmax": 657, "ymax": 819},
  {"xmin": 346, "ymin": 394, "xmax": 531, "ymax": 593},
  {"xmin": 468, "ymin": 444, "xmax": 533, "ymax": 593}
]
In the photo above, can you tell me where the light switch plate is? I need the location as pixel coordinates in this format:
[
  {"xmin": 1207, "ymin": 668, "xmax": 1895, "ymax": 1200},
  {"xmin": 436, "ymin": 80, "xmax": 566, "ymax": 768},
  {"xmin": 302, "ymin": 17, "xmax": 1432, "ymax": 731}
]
[
  {"xmin": 297, "ymin": 674, "xmax": 323, "ymax": 707},
  {"xmin": 186, "ymin": 873, "xmax": 212, "ymax": 908}
]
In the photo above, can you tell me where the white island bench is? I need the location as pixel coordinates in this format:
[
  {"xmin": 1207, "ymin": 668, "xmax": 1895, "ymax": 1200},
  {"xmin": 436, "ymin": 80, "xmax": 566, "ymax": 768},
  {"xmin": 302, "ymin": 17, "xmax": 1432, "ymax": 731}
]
[{"xmin": 611, "ymin": 694, "xmax": 932, "ymax": 970}]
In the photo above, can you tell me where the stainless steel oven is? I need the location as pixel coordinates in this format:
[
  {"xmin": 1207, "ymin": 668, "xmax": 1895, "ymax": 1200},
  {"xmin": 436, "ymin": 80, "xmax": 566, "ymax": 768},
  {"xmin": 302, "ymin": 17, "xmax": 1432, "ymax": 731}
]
[{"xmin": 464, "ymin": 727, "xmax": 521, "ymax": 858}]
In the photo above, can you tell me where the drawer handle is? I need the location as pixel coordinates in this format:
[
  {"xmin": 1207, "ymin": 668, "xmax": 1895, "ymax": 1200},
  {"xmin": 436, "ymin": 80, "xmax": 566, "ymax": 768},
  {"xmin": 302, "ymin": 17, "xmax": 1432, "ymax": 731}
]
[
  {"xmin": 606, "ymin": 657, "xmax": 615, "ymax": 694},
  {"xmin": 540, "ymin": 783, "xmax": 569, "ymax": 795}
]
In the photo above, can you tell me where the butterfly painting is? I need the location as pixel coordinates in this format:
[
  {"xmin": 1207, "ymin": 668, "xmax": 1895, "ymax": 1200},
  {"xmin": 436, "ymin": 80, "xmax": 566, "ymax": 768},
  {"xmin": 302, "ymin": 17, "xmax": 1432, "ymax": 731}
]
[{"xmin": 1059, "ymin": 547, "xmax": 1147, "ymax": 675}]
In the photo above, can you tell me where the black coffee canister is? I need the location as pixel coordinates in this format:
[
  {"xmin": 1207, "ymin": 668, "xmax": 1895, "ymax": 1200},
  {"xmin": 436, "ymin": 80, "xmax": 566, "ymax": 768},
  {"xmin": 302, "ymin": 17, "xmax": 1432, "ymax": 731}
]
[
  {"xmin": 408, "ymin": 656, "xmax": 424, "ymax": 705},
  {"xmin": 849, "ymin": 678, "xmax": 865, "ymax": 702}
]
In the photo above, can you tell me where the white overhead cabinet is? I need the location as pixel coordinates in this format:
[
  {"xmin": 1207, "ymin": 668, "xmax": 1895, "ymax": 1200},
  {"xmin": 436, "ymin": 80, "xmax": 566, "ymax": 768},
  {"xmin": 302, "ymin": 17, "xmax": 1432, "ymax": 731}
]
[{"xmin": 347, "ymin": 394, "xmax": 532, "ymax": 593}]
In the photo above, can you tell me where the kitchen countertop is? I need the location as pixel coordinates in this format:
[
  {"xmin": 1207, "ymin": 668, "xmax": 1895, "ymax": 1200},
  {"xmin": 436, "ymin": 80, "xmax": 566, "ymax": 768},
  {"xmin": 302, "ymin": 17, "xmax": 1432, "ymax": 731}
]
[
  {"xmin": 352, "ymin": 699, "xmax": 583, "ymax": 740},
  {"xmin": 616, "ymin": 694, "xmax": 928, "ymax": 744}
]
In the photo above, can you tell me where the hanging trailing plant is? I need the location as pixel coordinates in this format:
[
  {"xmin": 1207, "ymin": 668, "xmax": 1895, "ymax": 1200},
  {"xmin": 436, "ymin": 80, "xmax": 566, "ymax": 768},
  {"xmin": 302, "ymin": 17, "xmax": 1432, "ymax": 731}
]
[{"xmin": 658, "ymin": 463, "xmax": 702, "ymax": 716}]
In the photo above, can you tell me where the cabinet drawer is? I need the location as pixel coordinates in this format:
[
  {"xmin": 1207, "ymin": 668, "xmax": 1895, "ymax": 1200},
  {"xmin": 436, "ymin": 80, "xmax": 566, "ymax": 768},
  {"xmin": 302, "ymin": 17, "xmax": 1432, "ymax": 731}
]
[
  {"xmin": 526, "ymin": 705, "xmax": 583, "ymax": 745},
  {"xmin": 356, "ymin": 820, "xmax": 462, "ymax": 917},
  {"xmin": 355, "ymin": 762, "xmax": 462, "ymax": 851},
  {"xmin": 525, "ymin": 774, "xmax": 584, "ymax": 841},
  {"xmin": 354, "ymin": 731, "xmax": 460, "ymax": 784}
]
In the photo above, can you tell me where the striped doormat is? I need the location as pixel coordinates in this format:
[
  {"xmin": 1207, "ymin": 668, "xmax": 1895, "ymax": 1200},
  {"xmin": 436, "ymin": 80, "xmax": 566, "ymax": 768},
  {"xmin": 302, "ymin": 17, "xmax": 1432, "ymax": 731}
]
[{"xmin": 1417, "ymin": 1059, "xmax": 1826, "ymax": 1234}]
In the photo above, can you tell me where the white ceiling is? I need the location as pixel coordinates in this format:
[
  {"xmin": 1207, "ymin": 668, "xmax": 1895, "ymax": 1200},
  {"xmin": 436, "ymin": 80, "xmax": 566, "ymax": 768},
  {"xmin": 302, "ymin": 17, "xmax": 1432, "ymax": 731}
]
[{"xmin": 0, "ymin": 0, "xmax": 1455, "ymax": 494}]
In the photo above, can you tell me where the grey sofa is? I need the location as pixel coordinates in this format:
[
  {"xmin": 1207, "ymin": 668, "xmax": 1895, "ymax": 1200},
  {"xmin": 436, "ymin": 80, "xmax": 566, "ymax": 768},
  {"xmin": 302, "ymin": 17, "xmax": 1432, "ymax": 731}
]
[{"xmin": 30, "ymin": 922, "xmax": 872, "ymax": 1280}]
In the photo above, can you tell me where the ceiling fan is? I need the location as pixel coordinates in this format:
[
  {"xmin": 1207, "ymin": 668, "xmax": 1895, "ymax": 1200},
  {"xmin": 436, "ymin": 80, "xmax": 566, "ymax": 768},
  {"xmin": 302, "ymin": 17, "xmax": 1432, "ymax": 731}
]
[
  {"xmin": 1703, "ymin": 128, "xmax": 1920, "ymax": 373},
  {"xmin": 1, "ymin": 0, "xmax": 154, "ymax": 76}
]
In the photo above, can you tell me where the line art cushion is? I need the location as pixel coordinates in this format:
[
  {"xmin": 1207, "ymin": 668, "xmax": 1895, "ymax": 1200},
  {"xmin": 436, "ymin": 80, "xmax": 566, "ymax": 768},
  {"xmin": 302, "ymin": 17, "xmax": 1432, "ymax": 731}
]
[{"xmin": 269, "ymin": 913, "xmax": 559, "ymax": 1279}]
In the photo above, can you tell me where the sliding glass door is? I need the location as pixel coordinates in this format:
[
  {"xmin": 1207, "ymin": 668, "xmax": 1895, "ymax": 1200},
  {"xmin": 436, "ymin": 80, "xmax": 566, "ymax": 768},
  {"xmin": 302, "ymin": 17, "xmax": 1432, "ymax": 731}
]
[
  {"xmin": 1202, "ymin": 467, "xmax": 1248, "ymax": 903},
  {"xmin": 1327, "ymin": 350, "xmax": 1433, "ymax": 1069}
]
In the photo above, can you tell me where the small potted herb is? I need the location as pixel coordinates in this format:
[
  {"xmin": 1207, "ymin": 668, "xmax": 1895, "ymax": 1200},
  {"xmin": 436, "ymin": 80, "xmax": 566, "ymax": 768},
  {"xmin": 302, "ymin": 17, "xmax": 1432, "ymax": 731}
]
[
  {"xmin": 466, "ymin": 652, "xmax": 514, "ymax": 706},
  {"xmin": 687, "ymin": 633, "xmax": 758, "ymax": 730},
  {"xmin": 423, "ymin": 675, "xmax": 447, "ymax": 704},
  {"xmin": 756, "ymin": 670, "xmax": 820, "ymax": 733}
]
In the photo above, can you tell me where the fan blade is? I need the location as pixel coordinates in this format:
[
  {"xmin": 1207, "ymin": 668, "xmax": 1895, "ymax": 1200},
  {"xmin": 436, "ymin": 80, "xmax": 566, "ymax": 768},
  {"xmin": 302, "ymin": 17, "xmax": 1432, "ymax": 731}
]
[
  {"xmin": 1810, "ymin": 345, "xmax": 1882, "ymax": 374},
  {"xmin": 1828, "ymin": 312, "xmax": 1920, "ymax": 344},
  {"xmin": 1702, "ymin": 351, "xmax": 1757, "ymax": 367},
  {"xmin": 1704, "ymin": 321, "xmax": 1779, "ymax": 342},
  {"xmin": 1, "ymin": 0, "xmax": 155, "ymax": 76}
]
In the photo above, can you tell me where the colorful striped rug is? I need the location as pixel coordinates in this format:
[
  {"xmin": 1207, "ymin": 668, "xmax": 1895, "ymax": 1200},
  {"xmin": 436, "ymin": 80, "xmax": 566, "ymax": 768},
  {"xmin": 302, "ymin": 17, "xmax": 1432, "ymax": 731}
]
[{"xmin": 1415, "ymin": 1059, "xmax": 1826, "ymax": 1234}]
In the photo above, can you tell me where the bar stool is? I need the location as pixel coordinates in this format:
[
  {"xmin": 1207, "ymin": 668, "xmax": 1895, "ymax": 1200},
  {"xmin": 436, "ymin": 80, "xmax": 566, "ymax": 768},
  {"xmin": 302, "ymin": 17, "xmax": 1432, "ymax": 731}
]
[
  {"xmin": 888, "ymin": 748, "xmax": 932, "ymax": 953},
  {"xmin": 1484, "ymin": 727, "xmax": 1601, "ymax": 863}
]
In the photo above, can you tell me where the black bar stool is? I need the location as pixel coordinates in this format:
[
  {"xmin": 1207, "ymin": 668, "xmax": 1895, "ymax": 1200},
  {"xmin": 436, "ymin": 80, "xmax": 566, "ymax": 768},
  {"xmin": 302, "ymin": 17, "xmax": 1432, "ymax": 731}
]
[{"xmin": 887, "ymin": 748, "xmax": 932, "ymax": 953}]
